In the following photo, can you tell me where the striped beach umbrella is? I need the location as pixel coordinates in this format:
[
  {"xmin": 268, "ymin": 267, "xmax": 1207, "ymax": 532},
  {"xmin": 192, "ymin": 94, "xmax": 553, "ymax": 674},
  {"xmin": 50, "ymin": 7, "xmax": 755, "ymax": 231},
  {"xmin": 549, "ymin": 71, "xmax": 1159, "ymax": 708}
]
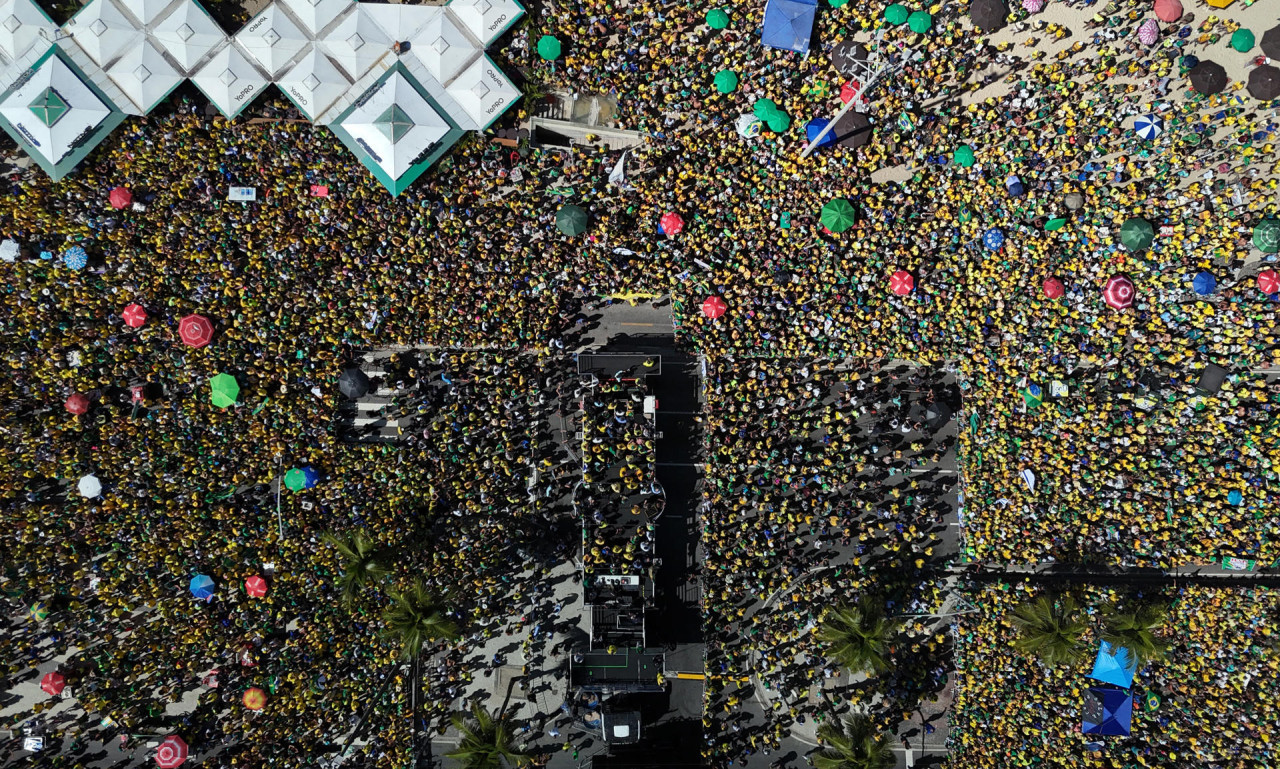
[
  {"xmin": 1103, "ymin": 275, "xmax": 1135, "ymax": 310},
  {"xmin": 1133, "ymin": 114, "xmax": 1163, "ymax": 140},
  {"xmin": 155, "ymin": 735, "xmax": 188, "ymax": 768},
  {"xmin": 63, "ymin": 246, "xmax": 87, "ymax": 270}
]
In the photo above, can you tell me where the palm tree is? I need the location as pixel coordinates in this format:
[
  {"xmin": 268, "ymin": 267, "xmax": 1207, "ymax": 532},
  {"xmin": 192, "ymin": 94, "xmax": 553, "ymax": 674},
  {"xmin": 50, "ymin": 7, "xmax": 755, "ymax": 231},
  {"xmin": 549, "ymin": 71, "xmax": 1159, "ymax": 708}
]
[
  {"xmin": 1010, "ymin": 594, "xmax": 1088, "ymax": 667},
  {"xmin": 813, "ymin": 715, "xmax": 895, "ymax": 769},
  {"xmin": 445, "ymin": 703, "xmax": 533, "ymax": 769},
  {"xmin": 382, "ymin": 579, "xmax": 461, "ymax": 660},
  {"xmin": 1100, "ymin": 601, "xmax": 1169, "ymax": 669},
  {"xmin": 817, "ymin": 598, "xmax": 896, "ymax": 675},
  {"xmin": 320, "ymin": 529, "xmax": 390, "ymax": 606}
]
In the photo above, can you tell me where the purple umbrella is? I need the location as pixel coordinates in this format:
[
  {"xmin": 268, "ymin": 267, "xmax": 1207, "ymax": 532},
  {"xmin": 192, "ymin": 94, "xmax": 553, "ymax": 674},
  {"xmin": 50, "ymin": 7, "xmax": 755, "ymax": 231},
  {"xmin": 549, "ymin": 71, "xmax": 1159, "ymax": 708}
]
[
  {"xmin": 1022, "ymin": 0, "xmax": 1044, "ymax": 11},
  {"xmin": 1137, "ymin": 19, "xmax": 1159, "ymax": 46}
]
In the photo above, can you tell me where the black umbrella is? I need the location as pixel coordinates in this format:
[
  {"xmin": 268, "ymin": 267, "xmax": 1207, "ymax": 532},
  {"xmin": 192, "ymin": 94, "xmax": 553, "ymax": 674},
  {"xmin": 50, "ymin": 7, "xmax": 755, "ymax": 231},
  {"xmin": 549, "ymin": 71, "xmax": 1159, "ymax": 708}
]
[
  {"xmin": 970, "ymin": 0, "xmax": 1008, "ymax": 33},
  {"xmin": 832, "ymin": 110, "xmax": 874, "ymax": 149},
  {"xmin": 1261, "ymin": 25, "xmax": 1280, "ymax": 61},
  {"xmin": 1248, "ymin": 65, "xmax": 1280, "ymax": 102},
  {"xmin": 338, "ymin": 368, "xmax": 370, "ymax": 399},
  {"xmin": 925, "ymin": 401, "xmax": 953, "ymax": 429},
  {"xmin": 1189, "ymin": 61, "xmax": 1228, "ymax": 95},
  {"xmin": 830, "ymin": 41, "xmax": 868, "ymax": 75}
]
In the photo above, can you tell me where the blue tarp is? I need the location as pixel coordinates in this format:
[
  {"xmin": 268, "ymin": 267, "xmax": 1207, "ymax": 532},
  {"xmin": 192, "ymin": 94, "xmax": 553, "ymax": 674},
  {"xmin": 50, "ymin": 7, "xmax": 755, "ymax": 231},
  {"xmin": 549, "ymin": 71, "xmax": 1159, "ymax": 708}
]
[
  {"xmin": 761, "ymin": 0, "xmax": 817, "ymax": 53},
  {"xmin": 1089, "ymin": 640, "xmax": 1137, "ymax": 688},
  {"xmin": 1082, "ymin": 687, "xmax": 1133, "ymax": 736}
]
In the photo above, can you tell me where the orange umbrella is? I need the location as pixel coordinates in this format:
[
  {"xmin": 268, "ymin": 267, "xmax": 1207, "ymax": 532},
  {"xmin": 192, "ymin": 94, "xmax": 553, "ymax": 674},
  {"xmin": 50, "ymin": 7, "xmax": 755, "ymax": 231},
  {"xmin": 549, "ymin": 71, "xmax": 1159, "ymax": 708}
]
[{"xmin": 243, "ymin": 688, "xmax": 267, "ymax": 710}]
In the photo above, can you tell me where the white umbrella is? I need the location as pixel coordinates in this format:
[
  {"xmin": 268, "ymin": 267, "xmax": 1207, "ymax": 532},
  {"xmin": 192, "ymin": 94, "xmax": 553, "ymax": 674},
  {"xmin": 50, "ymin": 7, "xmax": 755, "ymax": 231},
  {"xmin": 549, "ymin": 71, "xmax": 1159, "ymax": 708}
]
[
  {"xmin": 78, "ymin": 475, "xmax": 102, "ymax": 498},
  {"xmin": 0, "ymin": 239, "xmax": 18, "ymax": 262}
]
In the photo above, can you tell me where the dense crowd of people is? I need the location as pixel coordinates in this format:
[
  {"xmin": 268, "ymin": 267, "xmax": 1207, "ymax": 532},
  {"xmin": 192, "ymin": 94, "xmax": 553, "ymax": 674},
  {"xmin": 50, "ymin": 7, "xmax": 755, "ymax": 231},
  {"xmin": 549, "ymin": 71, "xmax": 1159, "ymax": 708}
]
[{"xmin": 2, "ymin": 0, "xmax": 1280, "ymax": 765}]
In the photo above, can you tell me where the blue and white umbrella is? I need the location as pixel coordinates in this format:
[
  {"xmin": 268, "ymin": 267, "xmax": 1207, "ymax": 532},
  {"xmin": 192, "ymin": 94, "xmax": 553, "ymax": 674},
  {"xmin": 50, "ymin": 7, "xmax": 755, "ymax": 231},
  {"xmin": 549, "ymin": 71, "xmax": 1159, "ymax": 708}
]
[
  {"xmin": 983, "ymin": 228, "xmax": 1005, "ymax": 250},
  {"xmin": 1133, "ymin": 114, "xmax": 1163, "ymax": 140},
  {"xmin": 62, "ymin": 246, "xmax": 88, "ymax": 270},
  {"xmin": 189, "ymin": 574, "xmax": 215, "ymax": 600}
]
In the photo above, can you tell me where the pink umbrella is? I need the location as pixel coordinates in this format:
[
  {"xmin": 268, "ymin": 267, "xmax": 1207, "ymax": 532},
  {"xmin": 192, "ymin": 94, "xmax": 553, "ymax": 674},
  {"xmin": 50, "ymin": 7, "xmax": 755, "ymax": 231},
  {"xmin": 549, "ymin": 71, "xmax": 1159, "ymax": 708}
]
[
  {"xmin": 108, "ymin": 187, "xmax": 132, "ymax": 209},
  {"xmin": 1137, "ymin": 19, "xmax": 1159, "ymax": 45},
  {"xmin": 890, "ymin": 270, "xmax": 914, "ymax": 295},
  {"xmin": 1103, "ymin": 275, "xmax": 1135, "ymax": 310},
  {"xmin": 155, "ymin": 735, "xmax": 188, "ymax": 768},
  {"xmin": 1022, "ymin": 0, "xmax": 1045, "ymax": 12},
  {"xmin": 1153, "ymin": 0, "xmax": 1182, "ymax": 24},
  {"xmin": 1042, "ymin": 277, "xmax": 1065, "ymax": 299},
  {"xmin": 41, "ymin": 671, "xmax": 66, "ymax": 696}
]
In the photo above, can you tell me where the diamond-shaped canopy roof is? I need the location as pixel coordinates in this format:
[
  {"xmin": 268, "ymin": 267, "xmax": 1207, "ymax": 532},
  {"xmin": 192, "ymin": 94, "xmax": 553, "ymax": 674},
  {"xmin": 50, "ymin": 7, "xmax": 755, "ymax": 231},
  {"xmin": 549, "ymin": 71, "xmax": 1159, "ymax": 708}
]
[
  {"xmin": 445, "ymin": 0, "xmax": 523, "ymax": 47},
  {"xmin": 444, "ymin": 53, "xmax": 518, "ymax": 130},
  {"xmin": 189, "ymin": 41, "xmax": 268, "ymax": 118},
  {"xmin": 64, "ymin": 0, "xmax": 142, "ymax": 67},
  {"xmin": 279, "ymin": 0, "xmax": 351, "ymax": 36},
  {"xmin": 405, "ymin": 10, "xmax": 477, "ymax": 86},
  {"xmin": 151, "ymin": 0, "xmax": 225, "ymax": 72},
  {"xmin": 316, "ymin": 4, "xmax": 391, "ymax": 80},
  {"xmin": 0, "ymin": 0, "xmax": 55, "ymax": 62},
  {"xmin": 235, "ymin": 4, "xmax": 310, "ymax": 77},
  {"xmin": 276, "ymin": 46, "xmax": 350, "ymax": 121},
  {"xmin": 28, "ymin": 86, "xmax": 68, "ymax": 125},
  {"xmin": 106, "ymin": 39, "xmax": 182, "ymax": 112},
  {"xmin": 115, "ymin": 0, "xmax": 176, "ymax": 25}
]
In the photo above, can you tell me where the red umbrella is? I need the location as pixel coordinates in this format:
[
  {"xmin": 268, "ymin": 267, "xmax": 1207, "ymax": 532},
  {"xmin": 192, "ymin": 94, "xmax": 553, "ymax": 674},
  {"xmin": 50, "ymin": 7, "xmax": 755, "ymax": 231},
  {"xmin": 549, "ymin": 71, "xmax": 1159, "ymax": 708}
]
[
  {"xmin": 108, "ymin": 187, "xmax": 132, "ymax": 209},
  {"xmin": 659, "ymin": 212, "xmax": 684, "ymax": 235},
  {"xmin": 889, "ymin": 270, "xmax": 914, "ymax": 295},
  {"xmin": 1259, "ymin": 269, "xmax": 1280, "ymax": 294},
  {"xmin": 245, "ymin": 576, "xmax": 268, "ymax": 597},
  {"xmin": 122, "ymin": 303, "xmax": 147, "ymax": 328},
  {"xmin": 1042, "ymin": 277, "xmax": 1065, "ymax": 299},
  {"xmin": 41, "ymin": 671, "xmax": 65, "ymax": 696},
  {"xmin": 840, "ymin": 79, "xmax": 870, "ymax": 106},
  {"xmin": 1153, "ymin": 0, "xmax": 1182, "ymax": 23},
  {"xmin": 243, "ymin": 688, "xmax": 267, "ymax": 710},
  {"xmin": 155, "ymin": 735, "xmax": 188, "ymax": 768},
  {"xmin": 65, "ymin": 393, "xmax": 89, "ymax": 415},
  {"xmin": 178, "ymin": 314, "xmax": 213, "ymax": 348},
  {"xmin": 701, "ymin": 296, "xmax": 727, "ymax": 319},
  {"xmin": 1103, "ymin": 275, "xmax": 1134, "ymax": 310}
]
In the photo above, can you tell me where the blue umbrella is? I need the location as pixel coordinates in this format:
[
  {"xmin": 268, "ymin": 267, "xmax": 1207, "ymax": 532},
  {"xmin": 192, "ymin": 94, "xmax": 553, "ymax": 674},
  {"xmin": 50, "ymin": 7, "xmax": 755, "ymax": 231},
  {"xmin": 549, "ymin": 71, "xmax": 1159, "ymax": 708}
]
[
  {"xmin": 189, "ymin": 574, "xmax": 215, "ymax": 600},
  {"xmin": 63, "ymin": 246, "xmax": 88, "ymax": 270},
  {"xmin": 1192, "ymin": 271, "xmax": 1216, "ymax": 295},
  {"xmin": 39, "ymin": 250, "xmax": 52, "ymax": 260},
  {"xmin": 1228, "ymin": 490, "xmax": 1243, "ymax": 506},
  {"xmin": 983, "ymin": 228, "xmax": 1005, "ymax": 250},
  {"xmin": 804, "ymin": 118, "xmax": 836, "ymax": 151},
  {"xmin": 1005, "ymin": 175, "xmax": 1025, "ymax": 197}
]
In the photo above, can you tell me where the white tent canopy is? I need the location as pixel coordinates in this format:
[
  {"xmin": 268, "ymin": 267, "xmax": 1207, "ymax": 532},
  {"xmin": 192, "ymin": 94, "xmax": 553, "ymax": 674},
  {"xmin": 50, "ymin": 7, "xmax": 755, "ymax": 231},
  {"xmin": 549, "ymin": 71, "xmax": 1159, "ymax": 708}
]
[
  {"xmin": 115, "ymin": 0, "xmax": 177, "ymax": 26},
  {"xmin": 0, "ymin": 0, "xmax": 55, "ymax": 63},
  {"xmin": 0, "ymin": 238, "xmax": 19, "ymax": 262},
  {"xmin": 235, "ymin": 4, "xmax": 309, "ymax": 77},
  {"xmin": 406, "ymin": 10, "xmax": 477, "ymax": 86},
  {"xmin": 279, "ymin": 0, "xmax": 351, "ymax": 37},
  {"xmin": 151, "ymin": 0, "xmax": 225, "ymax": 73},
  {"xmin": 445, "ymin": 0, "xmax": 522, "ymax": 47},
  {"xmin": 338, "ymin": 69, "xmax": 448, "ymax": 181},
  {"xmin": 444, "ymin": 54, "xmax": 516, "ymax": 131},
  {"xmin": 0, "ymin": 50, "xmax": 115, "ymax": 168},
  {"xmin": 63, "ymin": 0, "xmax": 141, "ymax": 68},
  {"xmin": 277, "ymin": 47, "xmax": 349, "ymax": 121},
  {"xmin": 107, "ymin": 39, "xmax": 182, "ymax": 113},
  {"xmin": 190, "ymin": 42, "xmax": 268, "ymax": 118},
  {"xmin": 78, "ymin": 474, "xmax": 102, "ymax": 498},
  {"xmin": 316, "ymin": 5, "xmax": 390, "ymax": 81},
  {"xmin": 361, "ymin": 3, "xmax": 433, "ymax": 45}
]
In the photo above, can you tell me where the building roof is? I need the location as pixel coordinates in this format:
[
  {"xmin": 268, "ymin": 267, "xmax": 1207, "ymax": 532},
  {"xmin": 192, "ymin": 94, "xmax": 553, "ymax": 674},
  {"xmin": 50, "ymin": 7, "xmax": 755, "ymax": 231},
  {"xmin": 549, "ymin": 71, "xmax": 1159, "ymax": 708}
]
[
  {"xmin": 445, "ymin": 53, "xmax": 516, "ymax": 130},
  {"xmin": 0, "ymin": 0, "xmax": 55, "ymax": 63},
  {"xmin": 189, "ymin": 42, "xmax": 269, "ymax": 118},
  {"xmin": 445, "ymin": 0, "xmax": 524, "ymax": 47},
  {"xmin": 235, "ymin": 4, "xmax": 310, "ymax": 77},
  {"xmin": 0, "ymin": 45, "xmax": 125, "ymax": 178},
  {"xmin": 150, "ymin": 0, "xmax": 225, "ymax": 73},
  {"xmin": 276, "ymin": 46, "xmax": 349, "ymax": 120},
  {"xmin": 63, "ymin": 0, "xmax": 141, "ymax": 68}
]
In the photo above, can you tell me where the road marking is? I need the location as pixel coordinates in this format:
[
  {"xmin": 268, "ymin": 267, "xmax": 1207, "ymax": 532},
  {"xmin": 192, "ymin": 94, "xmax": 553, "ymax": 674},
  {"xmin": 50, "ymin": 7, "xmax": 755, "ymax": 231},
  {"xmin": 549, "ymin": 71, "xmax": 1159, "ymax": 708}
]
[
  {"xmin": 674, "ymin": 672, "xmax": 706, "ymax": 681},
  {"xmin": 620, "ymin": 322, "xmax": 661, "ymax": 327}
]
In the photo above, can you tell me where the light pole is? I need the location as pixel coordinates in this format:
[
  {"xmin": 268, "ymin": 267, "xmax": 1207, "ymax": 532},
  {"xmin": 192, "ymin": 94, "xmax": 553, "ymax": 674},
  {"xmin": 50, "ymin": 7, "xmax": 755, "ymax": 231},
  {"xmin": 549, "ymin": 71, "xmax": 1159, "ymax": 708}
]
[{"xmin": 800, "ymin": 32, "xmax": 900, "ymax": 159}]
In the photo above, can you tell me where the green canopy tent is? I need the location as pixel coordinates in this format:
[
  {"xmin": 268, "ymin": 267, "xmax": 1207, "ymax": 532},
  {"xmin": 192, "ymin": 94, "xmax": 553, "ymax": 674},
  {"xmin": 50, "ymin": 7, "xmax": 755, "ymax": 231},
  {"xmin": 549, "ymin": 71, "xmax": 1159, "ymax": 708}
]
[
  {"xmin": 714, "ymin": 69, "xmax": 739, "ymax": 93},
  {"xmin": 907, "ymin": 11, "xmax": 932, "ymax": 33},
  {"xmin": 556, "ymin": 205, "xmax": 588, "ymax": 236},
  {"xmin": 885, "ymin": 3, "xmax": 909, "ymax": 25},
  {"xmin": 706, "ymin": 9, "xmax": 730, "ymax": 29},
  {"xmin": 210, "ymin": 373, "xmax": 239, "ymax": 409},
  {"xmin": 1253, "ymin": 218, "xmax": 1280, "ymax": 253},
  {"xmin": 820, "ymin": 199, "xmax": 857, "ymax": 233},
  {"xmin": 537, "ymin": 35, "xmax": 562, "ymax": 61},
  {"xmin": 953, "ymin": 145, "xmax": 975, "ymax": 167},
  {"xmin": 1120, "ymin": 217, "xmax": 1154, "ymax": 251}
]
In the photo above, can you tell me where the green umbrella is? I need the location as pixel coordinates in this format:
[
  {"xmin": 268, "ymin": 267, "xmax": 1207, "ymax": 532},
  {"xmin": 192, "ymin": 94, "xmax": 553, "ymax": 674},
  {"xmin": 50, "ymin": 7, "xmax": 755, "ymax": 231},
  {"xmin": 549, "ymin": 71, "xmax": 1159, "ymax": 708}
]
[
  {"xmin": 829, "ymin": 0, "xmax": 849, "ymax": 5},
  {"xmin": 210, "ymin": 373, "xmax": 239, "ymax": 408},
  {"xmin": 283, "ymin": 468, "xmax": 310, "ymax": 492},
  {"xmin": 714, "ymin": 69, "xmax": 739, "ymax": 93},
  {"xmin": 753, "ymin": 98, "xmax": 779, "ymax": 120},
  {"xmin": 556, "ymin": 205, "xmax": 588, "ymax": 236},
  {"xmin": 537, "ymin": 35, "xmax": 561, "ymax": 61},
  {"xmin": 1120, "ymin": 217, "xmax": 1154, "ymax": 251},
  {"xmin": 1254, "ymin": 218, "xmax": 1280, "ymax": 253},
  {"xmin": 1045, "ymin": 217, "xmax": 1068, "ymax": 232},
  {"xmin": 706, "ymin": 9, "xmax": 730, "ymax": 29},
  {"xmin": 953, "ymin": 145, "xmax": 975, "ymax": 167},
  {"xmin": 766, "ymin": 112, "xmax": 791, "ymax": 133},
  {"xmin": 820, "ymin": 199, "xmax": 857, "ymax": 233},
  {"xmin": 885, "ymin": 3, "xmax": 909, "ymax": 24},
  {"xmin": 1231, "ymin": 28, "xmax": 1254, "ymax": 53},
  {"xmin": 907, "ymin": 11, "xmax": 932, "ymax": 33}
]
